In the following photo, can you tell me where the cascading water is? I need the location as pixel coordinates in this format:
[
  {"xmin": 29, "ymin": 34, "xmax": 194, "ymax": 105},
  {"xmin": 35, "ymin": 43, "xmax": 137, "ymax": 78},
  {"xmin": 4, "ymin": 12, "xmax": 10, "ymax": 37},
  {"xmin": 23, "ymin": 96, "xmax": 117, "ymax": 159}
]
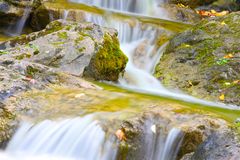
[
  {"xmin": 71, "ymin": 0, "xmax": 152, "ymax": 14},
  {"xmin": 82, "ymin": 2, "xmax": 238, "ymax": 109},
  {"xmin": 1, "ymin": 0, "xmax": 238, "ymax": 160},
  {"xmin": 142, "ymin": 119, "xmax": 184, "ymax": 160},
  {"xmin": 3, "ymin": 115, "xmax": 118, "ymax": 160},
  {"xmin": 5, "ymin": 2, "xmax": 33, "ymax": 36},
  {"xmin": 1, "ymin": 114, "xmax": 185, "ymax": 160},
  {"xmin": 70, "ymin": 0, "xmax": 169, "ymax": 18}
]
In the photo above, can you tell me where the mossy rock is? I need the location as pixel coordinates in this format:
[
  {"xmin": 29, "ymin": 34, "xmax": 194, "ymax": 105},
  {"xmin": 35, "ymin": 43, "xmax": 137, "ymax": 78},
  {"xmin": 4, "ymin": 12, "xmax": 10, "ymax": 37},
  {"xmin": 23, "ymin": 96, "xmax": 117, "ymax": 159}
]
[
  {"xmin": 83, "ymin": 33, "xmax": 128, "ymax": 81},
  {"xmin": 1, "ymin": 20, "xmax": 128, "ymax": 82},
  {"xmin": 154, "ymin": 12, "xmax": 240, "ymax": 106}
]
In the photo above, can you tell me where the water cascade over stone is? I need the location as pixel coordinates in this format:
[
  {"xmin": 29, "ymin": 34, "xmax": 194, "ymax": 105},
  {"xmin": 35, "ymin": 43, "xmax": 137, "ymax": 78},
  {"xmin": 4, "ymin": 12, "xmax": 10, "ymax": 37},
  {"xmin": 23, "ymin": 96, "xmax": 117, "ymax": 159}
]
[
  {"xmin": 4, "ymin": 115, "xmax": 118, "ymax": 160},
  {"xmin": 5, "ymin": 2, "xmax": 33, "ymax": 36},
  {"xmin": 2, "ymin": 114, "xmax": 185, "ymax": 160},
  {"xmin": 71, "ymin": 0, "xmax": 151, "ymax": 14},
  {"xmin": 75, "ymin": 2, "xmax": 239, "ymax": 109},
  {"xmin": 142, "ymin": 119, "xmax": 184, "ymax": 160},
  {"xmin": 1, "ymin": 0, "xmax": 239, "ymax": 160}
]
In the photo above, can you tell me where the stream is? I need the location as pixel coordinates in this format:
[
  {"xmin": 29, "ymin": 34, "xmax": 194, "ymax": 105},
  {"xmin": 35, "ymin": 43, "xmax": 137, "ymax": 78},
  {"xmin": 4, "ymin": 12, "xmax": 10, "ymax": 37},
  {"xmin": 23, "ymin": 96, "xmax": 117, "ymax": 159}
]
[{"xmin": 0, "ymin": 0, "xmax": 239, "ymax": 159}]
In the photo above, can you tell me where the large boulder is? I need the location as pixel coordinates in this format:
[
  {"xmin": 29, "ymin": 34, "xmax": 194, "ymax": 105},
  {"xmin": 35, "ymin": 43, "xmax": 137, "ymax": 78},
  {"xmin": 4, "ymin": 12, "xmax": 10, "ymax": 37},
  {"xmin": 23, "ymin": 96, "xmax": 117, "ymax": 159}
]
[
  {"xmin": 155, "ymin": 12, "xmax": 240, "ymax": 106},
  {"xmin": 0, "ymin": 20, "xmax": 128, "ymax": 81}
]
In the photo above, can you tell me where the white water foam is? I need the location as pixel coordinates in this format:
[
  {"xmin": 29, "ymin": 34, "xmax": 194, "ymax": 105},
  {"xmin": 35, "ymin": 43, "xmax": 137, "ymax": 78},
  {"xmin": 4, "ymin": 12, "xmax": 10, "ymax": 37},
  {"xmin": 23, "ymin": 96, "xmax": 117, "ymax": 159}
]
[
  {"xmin": 143, "ymin": 119, "xmax": 184, "ymax": 160},
  {"xmin": 4, "ymin": 115, "xmax": 117, "ymax": 160}
]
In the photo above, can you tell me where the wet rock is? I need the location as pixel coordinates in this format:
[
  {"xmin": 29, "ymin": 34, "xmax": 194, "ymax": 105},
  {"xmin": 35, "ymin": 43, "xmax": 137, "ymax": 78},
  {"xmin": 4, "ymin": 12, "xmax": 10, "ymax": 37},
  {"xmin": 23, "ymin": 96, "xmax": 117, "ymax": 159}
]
[
  {"xmin": 0, "ymin": 58, "xmax": 99, "ymax": 102},
  {"xmin": 109, "ymin": 108, "xmax": 237, "ymax": 160},
  {"xmin": 168, "ymin": 0, "xmax": 217, "ymax": 8},
  {"xmin": 161, "ymin": 4, "xmax": 201, "ymax": 23},
  {"xmin": 0, "ymin": 0, "xmax": 41, "ymax": 30},
  {"xmin": 155, "ymin": 12, "xmax": 240, "ymax": 106},
  {"xmin": 202, "ymin": 0, "xmax": 240, "ymax": 12},
  {"xmin": 30, "ymin": 1, "xmax": 87, "ymax": 30},
  {"xmin": 0, "ymin": 102, "xmax": 16, "ymax": 148},
  {"xmin": 0, "ymin": 20, "xmax": 128, "ymax": 81},
  {"xmin": 191, "ymin": 132, "xmax": 240, "ymax": 160},
  {"xmin": 0, "ymin": 1, "xmax": 24, "ymax": 29}
]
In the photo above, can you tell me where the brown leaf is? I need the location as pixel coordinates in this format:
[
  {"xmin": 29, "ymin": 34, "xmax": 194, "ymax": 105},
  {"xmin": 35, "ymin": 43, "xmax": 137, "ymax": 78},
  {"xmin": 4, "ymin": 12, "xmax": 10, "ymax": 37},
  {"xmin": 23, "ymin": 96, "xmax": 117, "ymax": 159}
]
[{"xmin": 115, "ymin": 129, "xmax": 127, "ymax": 141}]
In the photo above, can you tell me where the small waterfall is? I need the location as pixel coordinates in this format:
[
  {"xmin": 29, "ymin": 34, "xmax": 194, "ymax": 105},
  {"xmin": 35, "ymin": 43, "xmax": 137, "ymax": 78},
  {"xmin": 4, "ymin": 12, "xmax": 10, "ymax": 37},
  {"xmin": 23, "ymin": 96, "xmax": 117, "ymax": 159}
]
[
  {"xmin": 5, "ymin": 3, "xmax": 33, "ymax": 36},
  {"xmin": 143, "ymin": 119, "xmax": 184, "ymax": 160},
  {"xmin": 62, "ymin": 10, "xmax": 70, "ymax": 21},
  {"xmin": 70, "ymin": 0, "xmax": 155, "ymax": 15},
  {"xmin": 4, "ymin": 115, "xmax": 117, "ymax": 160}
]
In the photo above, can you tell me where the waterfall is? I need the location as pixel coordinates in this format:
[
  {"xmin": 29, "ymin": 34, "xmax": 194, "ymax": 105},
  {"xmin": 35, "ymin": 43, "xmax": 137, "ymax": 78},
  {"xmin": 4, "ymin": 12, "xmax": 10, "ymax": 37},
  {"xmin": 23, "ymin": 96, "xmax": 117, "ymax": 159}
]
[
  {"xmin": 83, "ymin": 8, "xmax": 239, "ymax": 109},
  {"xmin": 2, "ymin": 115, "xmax": 184, "ymax": 160},
  {"xmin": 4, "ymin": 115, "xmax": 117, "ymax": 160},
  {"xmin": 5, "ymin": 2, "xmax": 33, "ymax": 36},
  {"xmin": 62, "ymin": 10, "xmax": 70, "ymax": 21},
  {"xmin": 142, "ymin": 119, "xmax": 184, "ymax": 160},
  {"xmin": 70, "ymin": 0, "xmax": 152, "ymax": 14}
]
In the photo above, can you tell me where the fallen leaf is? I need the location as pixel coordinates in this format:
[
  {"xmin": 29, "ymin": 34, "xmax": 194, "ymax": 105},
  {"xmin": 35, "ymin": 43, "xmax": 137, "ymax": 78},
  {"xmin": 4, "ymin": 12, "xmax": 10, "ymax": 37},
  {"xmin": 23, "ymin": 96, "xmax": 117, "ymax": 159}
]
[
  {"xmin": 115, "ymin": 129, "xmax": 127, "ymax": 141},
  {"xmin": 197, "ymin": 10, "xmax": 229, "ymax": 17},
  {"xmin": 233, "ymin": 80, "xmax": 240, "ymax": 84},
  {"xmin": 224, "ymin": 54, "xmax": 234, "ymax": 59},
  {"xmin": 215, "ymin": 11, "xmax": 229, "ymax": 17},
  {"xmin": 219, "ymin": 94, "xmax": 225, "ymax": 101},
  {"xmin": 220, "ymin": 21, "xmax": 226, "ymax": 25}
]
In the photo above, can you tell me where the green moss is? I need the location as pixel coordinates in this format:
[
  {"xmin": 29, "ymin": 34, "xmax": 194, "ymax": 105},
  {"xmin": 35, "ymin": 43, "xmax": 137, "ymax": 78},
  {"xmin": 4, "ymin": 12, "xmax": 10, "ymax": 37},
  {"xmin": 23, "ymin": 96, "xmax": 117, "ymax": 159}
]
[
  {"xmin": 74, "ymin": 35, "xmax": 84, "ymax": 44},
  {"xmin": 195, "ymin": 39, "xmax": 223, "ymax": 67},
  {"xmin": 51, "ymin": 41, "xmax": 65, "ymax": 46},
  {"xmin": 0, "ymin": 50, "xmax": 9, "ymax": 55},
  {"xmin": 26, "ymin": 43, "xmax": 40, "ymax": 55},
  {"xmin": 118, "ymin": 142, "xmax": 129, "ymax": 160},
  {"xmin": 45, "ymin": 21, "xmax": 64, "ymax": 34},
  {"xmin": 57, "ymin": 31, "xmax": 68, "ymax": 39},
  {"xmin": 15, "ymin": 53, "xmax": 31, "ymax": 60},
  {"xmin": 25, "ymin": 65, "xmax": 40, "ymax": 78},
  {"xmin": 77, "ymin": 47, "xmax": 86, "ymax": 53}
]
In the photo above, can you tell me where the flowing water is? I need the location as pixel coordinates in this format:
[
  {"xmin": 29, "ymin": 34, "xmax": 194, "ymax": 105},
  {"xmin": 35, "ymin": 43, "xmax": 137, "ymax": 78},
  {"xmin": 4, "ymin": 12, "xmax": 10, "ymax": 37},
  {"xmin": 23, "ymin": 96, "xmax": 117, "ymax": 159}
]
[
  {"xmin": 1, "ymin": 0, "xmax": 239, "ymax": 160},
  {"xmin": 69, "ymin": 0, "xmax": 168, "ymax": 17},
  {"xmin": 5, "ymin": 2, "xmax": 33, "ymax": 36},
  {"xmin": 4, "ymin": 115, "xmax": 118, "ymax": 160},
  {"xmin": 76, "ymin": 0, "xmax": 238, "ymax": 109}
]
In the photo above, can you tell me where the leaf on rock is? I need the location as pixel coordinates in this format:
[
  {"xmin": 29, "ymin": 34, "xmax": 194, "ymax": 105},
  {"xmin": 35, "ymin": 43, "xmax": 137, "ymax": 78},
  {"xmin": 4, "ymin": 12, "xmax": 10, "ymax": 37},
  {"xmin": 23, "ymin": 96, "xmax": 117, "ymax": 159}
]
[
  {"xmin": 115, "ymin": 129, "xmax": 127, "ymax": 141},
  {"xmin": 219, "ymin": 94, "xmax": 225, "ymax": 101}
]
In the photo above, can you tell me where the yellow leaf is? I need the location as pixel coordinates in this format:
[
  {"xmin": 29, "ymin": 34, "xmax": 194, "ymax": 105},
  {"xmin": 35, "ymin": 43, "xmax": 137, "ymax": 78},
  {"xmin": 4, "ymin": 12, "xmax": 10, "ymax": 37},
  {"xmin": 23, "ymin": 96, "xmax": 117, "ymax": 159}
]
[
  {"xmin": 221, "ymin": 21, "xmax": 226, "ymax": 25},
  {"xmin": 224, "ymin": 53, "xmax": 233, "ymax": 59},
  {"xmin": 219, "ymin": 94, "xmax": 225, "ymax": 101},
  {"xmin": 211, "ymin": 10, "xmax": 216, "ymax": 14},
  {"xmin": 233, "ymin": 80, "xmax": 240, "ymax": 84},
  {"xmin": 215, "ymin": 11, "xmax": 229, "ymax": 17}
]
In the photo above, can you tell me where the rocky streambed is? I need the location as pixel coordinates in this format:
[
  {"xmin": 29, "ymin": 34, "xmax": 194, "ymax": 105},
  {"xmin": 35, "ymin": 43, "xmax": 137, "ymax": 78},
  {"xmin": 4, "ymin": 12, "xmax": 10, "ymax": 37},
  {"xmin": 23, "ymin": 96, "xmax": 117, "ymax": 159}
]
[{"xmin": 0, "ymin": 0, "xmax": 240, "ymax": 160}]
